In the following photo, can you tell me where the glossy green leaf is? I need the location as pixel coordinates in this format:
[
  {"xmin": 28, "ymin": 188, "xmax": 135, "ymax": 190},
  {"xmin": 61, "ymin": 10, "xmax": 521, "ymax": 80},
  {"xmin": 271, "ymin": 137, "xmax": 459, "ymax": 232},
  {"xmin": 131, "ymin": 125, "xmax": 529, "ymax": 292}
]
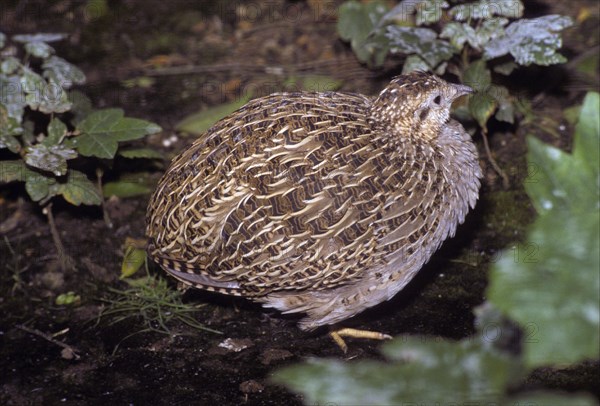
[
  {"xmin": 176, "ymin": 95, "xmax": 251, "ymax": 135},
  {"xmin": 24, "ymin": 144, "xmax": 77, "ymax": 176},
  {"xmin": 484, "ymin": 15, "xmax": 573, "ymax": 66},
  {"xmin": 402, "ymin": 54, "xmax": 430, "ymax": 74},
  {"xmin": 387, "ymin": 26, "xmax": 455, "ymax": 68},
  {"xmin": 274, "ymin": 337, "xmax": 522, "ymax": 405},
  {"xmin": 0, "ymin": 104, "xmax": 23, "ymax": 153},
  {"xmin": 450, "ymin": 0, "xmax": 523, "ymax": 21},
  {"xmin": 75, "ymin": 109, "xmax": 162, "ymax": 158}
]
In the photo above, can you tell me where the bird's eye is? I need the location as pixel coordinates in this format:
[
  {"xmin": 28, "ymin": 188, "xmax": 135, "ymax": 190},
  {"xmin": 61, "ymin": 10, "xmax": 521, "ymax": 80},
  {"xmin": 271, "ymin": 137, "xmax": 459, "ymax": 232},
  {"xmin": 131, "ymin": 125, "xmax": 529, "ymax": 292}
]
[{"xmin": 432, "ymin": 95, "xmax": 442, "ymax": 105}]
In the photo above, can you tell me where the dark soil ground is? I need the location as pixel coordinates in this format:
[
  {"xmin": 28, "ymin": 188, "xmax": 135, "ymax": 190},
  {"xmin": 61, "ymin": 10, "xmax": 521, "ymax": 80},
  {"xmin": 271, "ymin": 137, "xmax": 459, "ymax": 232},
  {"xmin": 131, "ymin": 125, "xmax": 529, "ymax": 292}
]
[{"xmin": 1, "ymin": 1, "xmax": 599, "ymax": 405}]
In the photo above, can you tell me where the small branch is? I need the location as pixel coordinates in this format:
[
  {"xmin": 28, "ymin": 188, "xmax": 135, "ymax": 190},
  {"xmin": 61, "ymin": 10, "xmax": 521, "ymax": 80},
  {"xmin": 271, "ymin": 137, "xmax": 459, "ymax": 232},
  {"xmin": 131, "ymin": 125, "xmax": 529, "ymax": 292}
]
[
  {"xmin": 481, "ymin": 127, "xmax": 510, "ymax": 189},
  {"xmin": 16, "ymin": 324, "xmax": 81, "ymax": 360},
  {"xmin": 43, "ymin": 202, "xmax": 75, "ymax": 271}
]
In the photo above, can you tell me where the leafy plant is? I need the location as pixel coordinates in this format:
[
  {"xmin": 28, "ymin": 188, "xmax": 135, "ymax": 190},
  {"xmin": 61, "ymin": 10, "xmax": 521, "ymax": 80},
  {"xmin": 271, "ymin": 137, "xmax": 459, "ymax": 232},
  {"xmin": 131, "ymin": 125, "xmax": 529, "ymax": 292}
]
[
  {"xmin": 273, "ymin": 93, "xmax": 600, "ymax": 404},
  {"xmin": 0, "ymin": 32, "xmax": 162, "ymax": 270},
  {"xmin": 337, "ymin": 0, "xmax": 573, "ymax": 186}
]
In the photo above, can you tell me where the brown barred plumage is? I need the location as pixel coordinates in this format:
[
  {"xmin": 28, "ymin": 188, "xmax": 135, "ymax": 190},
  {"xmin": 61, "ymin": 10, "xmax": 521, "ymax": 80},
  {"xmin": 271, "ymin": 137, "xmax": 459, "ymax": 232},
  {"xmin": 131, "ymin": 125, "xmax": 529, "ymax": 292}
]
[{"xmin": 146, "ymin": 72, "xmax": 482, "ymax": 330}]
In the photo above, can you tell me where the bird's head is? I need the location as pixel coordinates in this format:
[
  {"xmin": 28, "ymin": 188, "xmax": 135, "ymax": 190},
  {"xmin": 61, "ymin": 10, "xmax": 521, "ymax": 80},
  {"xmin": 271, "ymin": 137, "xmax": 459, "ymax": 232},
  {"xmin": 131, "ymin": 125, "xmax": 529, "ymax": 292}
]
[{"xmin": 370, "ymin": 72, "xmax": 472, "ymax": 142}]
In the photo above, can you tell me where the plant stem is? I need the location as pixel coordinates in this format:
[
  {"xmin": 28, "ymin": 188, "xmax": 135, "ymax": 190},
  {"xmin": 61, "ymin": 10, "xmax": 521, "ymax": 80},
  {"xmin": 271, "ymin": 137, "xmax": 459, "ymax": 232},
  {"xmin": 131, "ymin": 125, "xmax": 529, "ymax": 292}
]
[
  {"xmin": 43, "ymin": 202, "xmax": 75, "ymax": 271},
  {"xmin": 481, "ymin": 127, "xmax": 509, "ymax": 189},
  {"xmin": 96, "ymin": 167, "xmax": 113, "ymax": 228}
]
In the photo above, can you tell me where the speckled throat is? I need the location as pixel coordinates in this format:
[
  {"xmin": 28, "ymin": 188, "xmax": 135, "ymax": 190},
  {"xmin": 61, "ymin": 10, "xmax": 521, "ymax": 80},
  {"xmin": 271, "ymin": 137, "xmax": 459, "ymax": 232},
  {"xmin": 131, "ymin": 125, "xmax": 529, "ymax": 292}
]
[{"xmin": 146, "ymin": 72, "xmax": 482, "ymax": 330}]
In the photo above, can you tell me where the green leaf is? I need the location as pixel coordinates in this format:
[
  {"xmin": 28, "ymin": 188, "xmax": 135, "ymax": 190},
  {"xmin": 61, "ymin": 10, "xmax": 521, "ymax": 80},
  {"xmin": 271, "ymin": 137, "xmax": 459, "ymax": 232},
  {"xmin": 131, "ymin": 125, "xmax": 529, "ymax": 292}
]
[
  {"xmin": 117, "ymin": 148, "xmax": 163, "ymax": 160},
  {"xmin": 75, "ymin": 109, "xmax": 162, "ymax": 158},
  {"xmin": 337, "ymin": 1, "xmax": 390, "ymax": 66},
  {"xmin": 0, "ymin": 104, "xmax": 23, "ymax": 153},
  {"xmin": 13, "ymin": 33, "xmax": 67, "ymax": 43},
  {"xmin": 176, "ymin": 95, "xmax": 251, "ymax": 135},
  {"xmin": 53, "ymin": 170, "xmax": 102, "ymax": 205},
  {"xmin": 1, "ymin": 56, "xmax": 20, "ymax": 74},
  {"xmin": 488, "ymin": 93, "xmax": 600, "ymax": 369},
  {"xmin": 489, "ymin": 211, "xmax": 600, "ymax": 369},
  {"xmin": 24, "ymin": 41, "xmax": 55, "ymax": 58},
  {"xmin": 22, "ymin": 71, "xmax": 72, "ymax": 114},
  {"xmin": 0, "ymin": 160, "xmax": 28, "ymax": 183},
  {"xmin": 298, "ymin": 75, "xmax": 343, "ymax": 92},
  {"xmin": 273, "ymin": 337, "xmax": 522, "ymax": 405},
  {"xmin": 469, "ymin": 92, "xmax": 497, "ymax": 128},
  {"xmin": 24, "ymin": 144, "xmax": 77, "ymax": 176},
  {"xmin": 440, "ymin": 22, "xmax": 477, "ymax": 49},
  {"xmin": 0, "ymin": 32, "xmax": 5, "ymax": 48},
  {"xmin": 25, "ymin": 170, "xmax": 55, "ymax": 202},
  {"xmin": 401, "ymin": 55, "xmax": 431, "ymax": 74},
  {"xmin": 463, "ymin": 59, "xmax": 492, "ymax": 91},
  {"xmin": 573, "ymin": 92, "xmax": 600, "ymax": 174},
  {"xmin": 45, "ymin": 117, "xmax": 68, "ymax": 146},
  {"xmin": 121, "ymin": 246, "xmax": 147, "ymax": 278},
  {"xmin": 103, "ymin": 179, "xmax": 152, "ymax": 198},
  {"xmin": 450, "ymin": 0, "xmax": 523, "ymax": 21},
  {"xmin": 42, "ymin": 55, "xmax": 86, "ymax": 88},
  {"xmin": 387, "ymin": 26, "xmax": 455, "ymax": 69},
  {"xmin": 415, "ymin": 0, "xmax": 449, "ymax": 25},
  {"xmin": 484, "ymin": 15, "xmax": 573, "ymax": 66},
  {"xmin": 0, "ymin": 75, "xmax": 27, "ymax": 120}
]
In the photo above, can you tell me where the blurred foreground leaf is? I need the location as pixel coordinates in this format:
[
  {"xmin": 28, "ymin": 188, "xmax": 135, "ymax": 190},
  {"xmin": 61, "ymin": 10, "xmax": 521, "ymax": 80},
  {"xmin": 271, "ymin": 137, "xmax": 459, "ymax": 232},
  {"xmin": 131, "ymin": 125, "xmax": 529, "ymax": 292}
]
[
  {"xmin": 488, "ymin": 92, "xmax": 600, "ymax": 368},
  {"xmin": 176, "ymin": 94, "xmax": 252, "ymax": 135}
]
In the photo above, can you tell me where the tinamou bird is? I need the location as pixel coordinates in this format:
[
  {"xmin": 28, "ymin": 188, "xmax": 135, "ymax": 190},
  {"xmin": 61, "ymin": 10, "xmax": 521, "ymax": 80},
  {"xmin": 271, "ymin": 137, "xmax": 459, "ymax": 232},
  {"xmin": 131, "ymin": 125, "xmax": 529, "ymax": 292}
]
[{"xmin": 146, "ymin": 71, "xmax": 482, "ymax": 351}]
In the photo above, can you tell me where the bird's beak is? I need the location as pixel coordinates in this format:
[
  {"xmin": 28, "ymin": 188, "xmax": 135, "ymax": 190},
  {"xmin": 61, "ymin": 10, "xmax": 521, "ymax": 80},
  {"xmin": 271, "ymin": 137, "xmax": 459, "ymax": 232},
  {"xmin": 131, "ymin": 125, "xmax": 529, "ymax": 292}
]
[{"xmin": 452, "ymin": 84, "xmax": 473, "ymax": 98}]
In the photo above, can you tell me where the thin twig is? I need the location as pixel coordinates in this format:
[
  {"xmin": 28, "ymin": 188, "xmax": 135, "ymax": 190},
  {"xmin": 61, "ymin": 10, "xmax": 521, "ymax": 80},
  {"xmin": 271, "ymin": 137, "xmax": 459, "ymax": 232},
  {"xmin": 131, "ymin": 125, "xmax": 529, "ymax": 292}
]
[
  {"xmin": 481, "ymin": 127, "xmax": 510, "ymax": 189},
  {"xmin": 16, "ymin": 324, "xmax": 81, "ymax": 360},
  {"xmin": 96, "ymin": 167, "xmax": 113, "ymax": 229}
]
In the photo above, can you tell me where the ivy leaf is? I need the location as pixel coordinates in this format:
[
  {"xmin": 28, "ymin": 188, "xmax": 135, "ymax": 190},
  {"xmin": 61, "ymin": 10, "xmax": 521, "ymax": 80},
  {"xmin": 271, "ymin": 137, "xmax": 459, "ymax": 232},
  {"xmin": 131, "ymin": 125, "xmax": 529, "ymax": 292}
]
[
  {"xmin": 24, "ymin": 41, "xmax": 55, "ymax": 58},
  {"xmin": 274, "ymin": 337, "xmax": 523, "ymax": 405},
  {"xmin": 573, "ymin": 92, "xmax": 600, "ymax": 174},
  {"xmin": 386, "ymin": 26, "xmax": 455, "ymax": 68},
  {"xmin": 75, "ymin": 109, "xmax": 162, "ymax": 158},
  {"xmin": 121, "ymin": 246, "xmax": 147, "ymax": 278},
  {"xmin": 484, "ymin": 15, "xmax": 573, "ymax": 66},
  {"xmin": 440, "ymin": 22, "xmax": 478, "ymax": 49},
  {"xmin": 25, "ymin": 144, "xmax": 77, "ymax": 176},
  {"xmin": 42, "ymin": 56, "xmax": 86, "ymax": 88},
  {"xmin": 450, "ymin": 0, "xmax": 523, "ymax": 21}
]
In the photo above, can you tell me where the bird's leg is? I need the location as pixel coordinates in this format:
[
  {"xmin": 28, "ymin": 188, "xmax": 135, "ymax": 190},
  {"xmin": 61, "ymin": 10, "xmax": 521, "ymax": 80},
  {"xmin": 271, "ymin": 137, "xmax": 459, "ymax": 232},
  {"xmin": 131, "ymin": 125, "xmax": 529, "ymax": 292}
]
[{"xmin": 329, "ymin": 328, "xmax": 392, "ymax": 353}]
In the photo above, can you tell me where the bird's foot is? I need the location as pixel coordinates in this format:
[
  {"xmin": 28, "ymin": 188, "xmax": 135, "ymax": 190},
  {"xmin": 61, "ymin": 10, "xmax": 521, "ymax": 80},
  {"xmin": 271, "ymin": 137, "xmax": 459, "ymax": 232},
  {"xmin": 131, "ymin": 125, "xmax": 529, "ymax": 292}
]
[{"xmin": 329, "ymin": 328, "xmax": 392, "ymax": 353}]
